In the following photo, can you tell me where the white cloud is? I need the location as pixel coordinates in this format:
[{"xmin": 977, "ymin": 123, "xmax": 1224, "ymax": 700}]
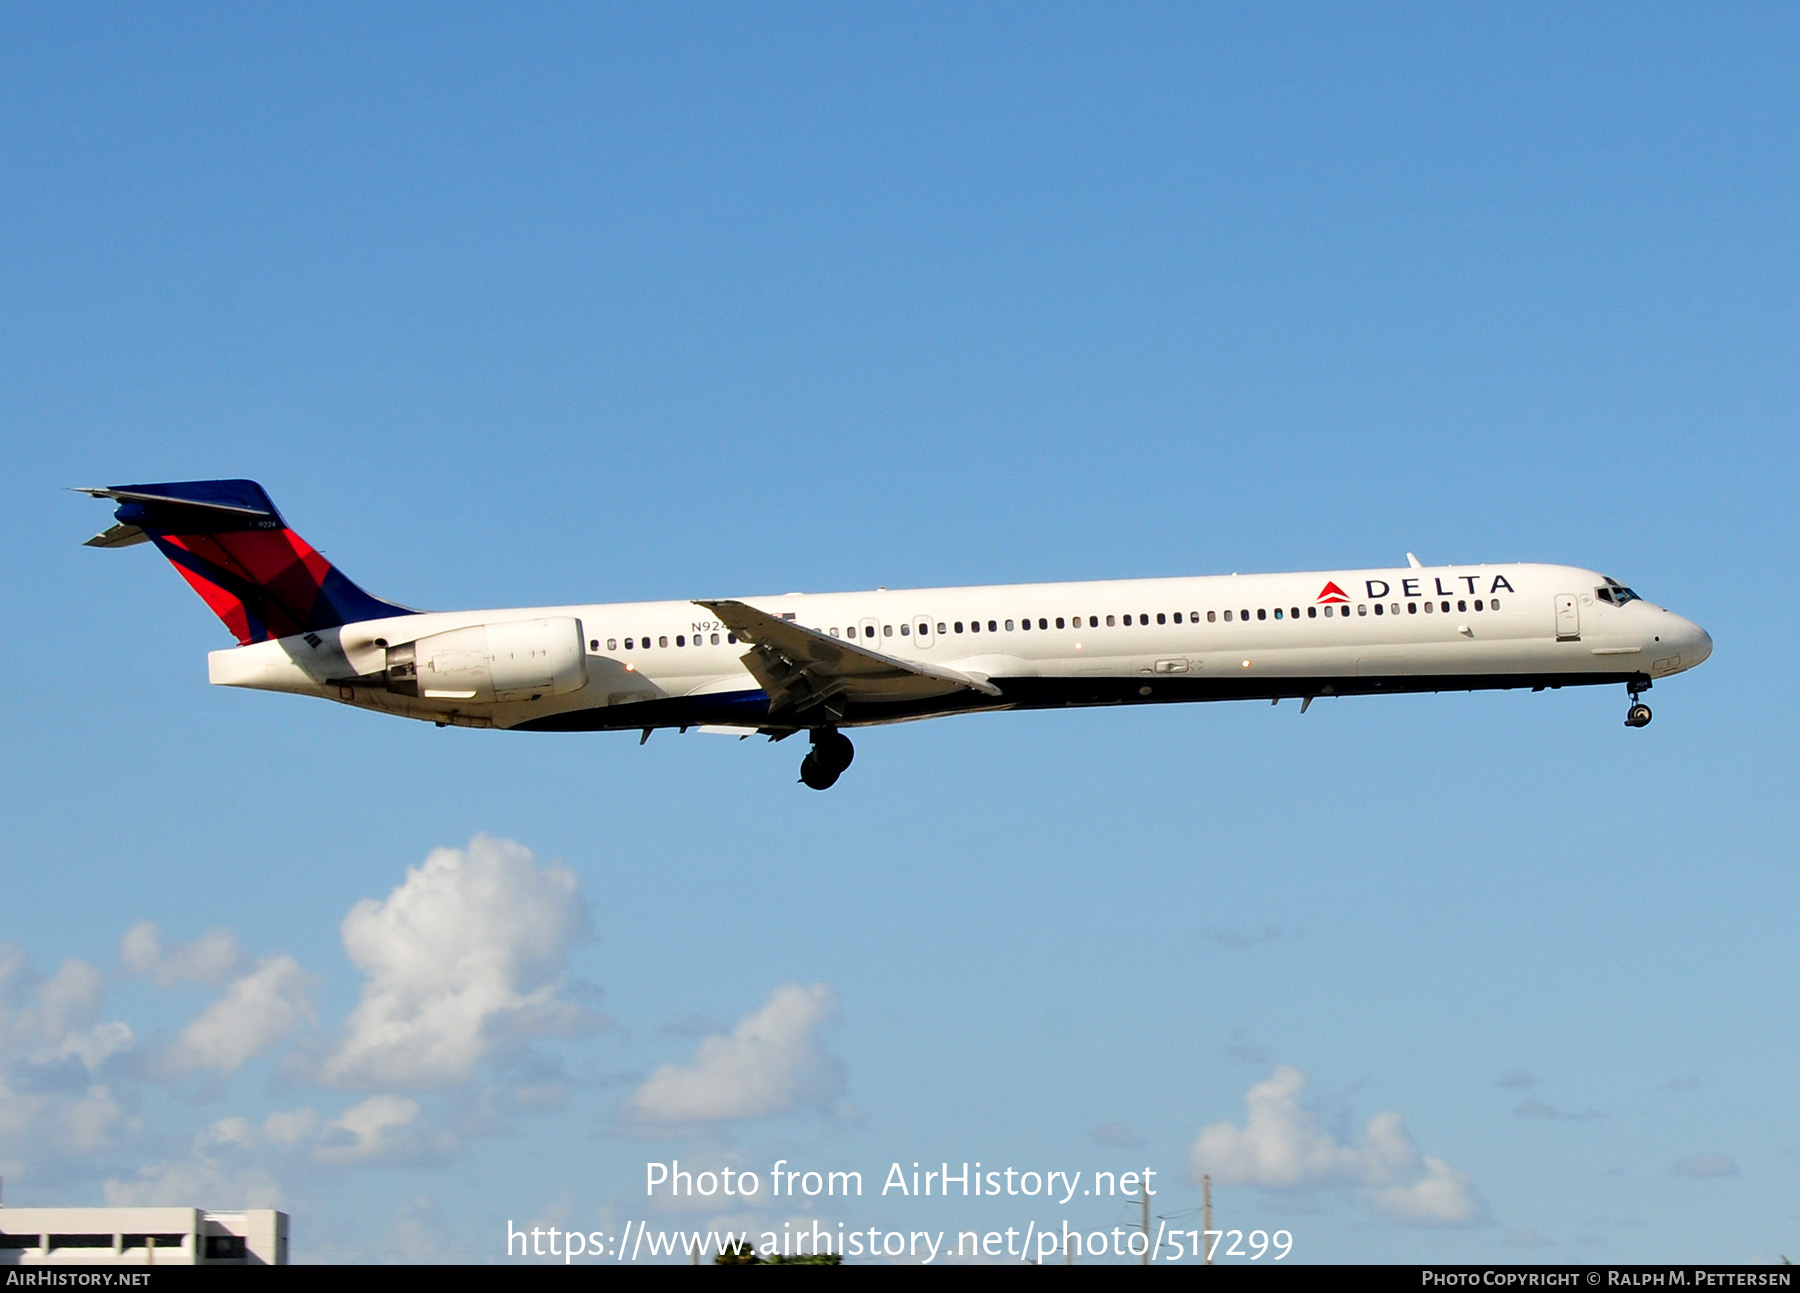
[
  {"xmin": 314, "ymin": 1095, "xmax": 427, "ymax": 1166},
  {"xmin": 263, "ymin": 1107, "xmax": 325, "ymax": 1148},
  {"xmin": 120, "ymin": 923, "xmax": 247, "ymax": 987},
  {"xmin": 3, "ymin": 837, "xmax": 597, "ymax": 1194},
  {"xmin": 1672, "ymin": 1153, "xmax": 1738, "ymax": 1178},
  {"xmin": 1367, "ymin": 1151, "xmax": 1484, "ymax": 1226},
  {"xmin": 104, "ymin": 1113, "xmax": 292, "ymax": 1207},
  {"xmin": 1092, "ymin": 1121, "xmax": 1144, "ymax": 1148},
  {"xmin": 104, "ymin": 1154, "xmax": 283, "ymax": 1208},
  {"xmin": 319, "ymin": 835, "xmax": 594, "ymax": 1089},
  {"xmin": 0, "ymin": 1076, "xmax": 127, "ymax": 1169},
  {"xmin": 106, "ymin": 1093, "xmax": 456, "ymax": 1200},
  {"xmin": 36, "ymin": 959, "xmax": 106, "ymax": 1040},
  {"xmin": 0, "ymin": 948, "xmax": 135, "ymax": 1172},
  {"xmin": 160, "ymin": 956, "xmax": 316, "ymax": 1077},
  {"xmin": 1190, "ymin": 1066, "xmax": 1487, "ymax": 1227},
  {"xmin": 625, "ymin": 983, "xmax": 844, "ymax": 1125},
  {"xmin": 1190, "ymin": 1066, "xmax": 1363, "ymax": 1187}
]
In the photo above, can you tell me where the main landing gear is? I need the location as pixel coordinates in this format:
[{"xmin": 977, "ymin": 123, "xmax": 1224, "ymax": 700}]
[
  {"xmin": 799, "ymin": 728, "xmax": 855, "ymax": 790},
  {"xmin": 1624, "ymin": 679, "xmax": 1653, "ymax": 729}
]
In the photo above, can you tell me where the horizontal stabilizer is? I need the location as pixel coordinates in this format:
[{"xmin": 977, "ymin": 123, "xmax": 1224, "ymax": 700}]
[
  {"xmin": 73, "ymin": 480, "xmax": 282, "ymax": 523},
  {"xmin": 84, "ymin": 522, "xmax": 151, "ymax": 548}
]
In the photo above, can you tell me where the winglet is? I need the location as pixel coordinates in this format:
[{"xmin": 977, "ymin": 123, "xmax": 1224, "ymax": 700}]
[{"xmin": 1406, "ymin": 552, "xmax": 1423, "ymax": 569}]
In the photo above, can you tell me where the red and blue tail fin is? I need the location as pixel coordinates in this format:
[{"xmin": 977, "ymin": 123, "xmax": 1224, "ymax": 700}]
[{"xmin": 78, "ymin": 479, "xmax": 415, "ymax": 645}]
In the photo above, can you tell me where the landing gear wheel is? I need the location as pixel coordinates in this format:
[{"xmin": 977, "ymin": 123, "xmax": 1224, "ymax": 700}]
[
  {"xmin": 799, "ymin": 751, "xmax": 840, "ymax": 790},
  {"xmin": 799, "ymin": 729, "xmax": 855, "ymax": 790},
  {"xmin": 1625, "ymin": 703, "xmax": 1652, "ymax": 728}
]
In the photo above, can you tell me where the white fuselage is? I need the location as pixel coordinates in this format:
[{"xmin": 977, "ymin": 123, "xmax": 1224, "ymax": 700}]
[{"xmin": 205, "ymin": 561, "xmax": 1712, "ymax": 734}]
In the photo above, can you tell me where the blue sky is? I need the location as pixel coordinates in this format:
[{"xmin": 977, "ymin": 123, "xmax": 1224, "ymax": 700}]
[{"xmin": 2, "ymin": 3, "xmax": 1795, "ymax": 1263}]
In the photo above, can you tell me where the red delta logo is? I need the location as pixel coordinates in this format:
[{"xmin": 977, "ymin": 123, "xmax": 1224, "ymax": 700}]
[{"xmin": 1315, "ymin": 581, "xmax": 1350, "ymax": 604}]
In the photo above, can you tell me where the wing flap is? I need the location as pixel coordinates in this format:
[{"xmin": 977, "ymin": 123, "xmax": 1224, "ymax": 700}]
[{"xmin": 695, "ymin": 599, "xmax": 1001, "ymax": 719}]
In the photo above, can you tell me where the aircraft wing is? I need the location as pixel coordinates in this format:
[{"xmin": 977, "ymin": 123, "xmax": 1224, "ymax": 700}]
[{"xmin": 695, "ymin": 599, "xmax": 1002, "ymax": 720}]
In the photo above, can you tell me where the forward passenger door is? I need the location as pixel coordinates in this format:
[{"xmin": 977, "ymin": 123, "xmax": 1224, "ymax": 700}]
[{"xmin": 1554, "ymin": 594, "xmax": 1581, "ymax": 641}]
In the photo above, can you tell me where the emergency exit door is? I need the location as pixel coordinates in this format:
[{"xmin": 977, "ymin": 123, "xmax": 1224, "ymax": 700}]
[{"xmin": 1555, "ymin": 594, "xmax": 1581, "ymax": 641}]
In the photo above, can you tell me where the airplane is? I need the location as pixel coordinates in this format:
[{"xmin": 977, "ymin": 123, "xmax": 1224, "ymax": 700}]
[{"xmin": 79, "ymin": 478, "xmax": 1713, "ymax": 789}]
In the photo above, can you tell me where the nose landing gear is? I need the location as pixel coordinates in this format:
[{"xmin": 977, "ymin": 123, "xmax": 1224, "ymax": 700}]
[
  {"xmin": 1624, "ymin": 678, "xmax": 1653, "ymax": 728},
  {"xmin": 799, "ymin": 728, "xmax": 855, "ymax": 790}
]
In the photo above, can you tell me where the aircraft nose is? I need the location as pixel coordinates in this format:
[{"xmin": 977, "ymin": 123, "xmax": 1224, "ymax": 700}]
[{"xmin": 1673, "ymin": 616, "xmax": 1712, "ymax": 668}]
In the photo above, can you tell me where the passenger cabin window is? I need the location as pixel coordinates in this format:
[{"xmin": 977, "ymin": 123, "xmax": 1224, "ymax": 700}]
[
  {"xmin": 1358, "ymin": 604, "xmax": 1368, "ymax": 616},
  {"xmin": 1308, "ymin": 607, "xmax": 1317, "ymax": 618},
  {"xmin": 1208, "ymin": 611, "xmax": 1217, "ymax": 622},
  {"xmin": 658, "ymin": 635, "xmax": 669, "ymax": 646}
]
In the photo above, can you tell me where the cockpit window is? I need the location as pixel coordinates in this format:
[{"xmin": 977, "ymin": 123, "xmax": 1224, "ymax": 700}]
[{"xmin": 1599, "ymin": 578, "xmax": 1642, "ymax": 606}]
